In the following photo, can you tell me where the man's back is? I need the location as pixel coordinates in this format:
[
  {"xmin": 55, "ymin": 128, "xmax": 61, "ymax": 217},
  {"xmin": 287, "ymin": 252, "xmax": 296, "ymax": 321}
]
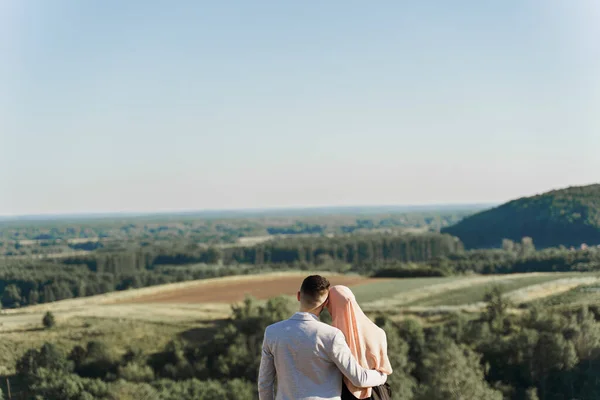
[{"xmin": 258, "ymin": 312, "xmax": 386, "ymax": 400}]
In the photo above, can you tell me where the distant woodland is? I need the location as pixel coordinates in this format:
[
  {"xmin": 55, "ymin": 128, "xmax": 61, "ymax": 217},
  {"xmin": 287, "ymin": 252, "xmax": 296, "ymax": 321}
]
[
  {"xmin": 0, "ymin": 208, "xmax": 479, "ymax": 257},
  {"xmin": 443, "ymin": 184, "xmax": 600, "ymax": 249}
]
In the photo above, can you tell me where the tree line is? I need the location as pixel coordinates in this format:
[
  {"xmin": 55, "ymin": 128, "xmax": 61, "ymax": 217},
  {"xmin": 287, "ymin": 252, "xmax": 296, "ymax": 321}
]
[
  {"xmin": 0, "ymin": 233, "xmax": 461, "ymax": 309},
  {"xmin": 0, "ymin": 259, "xmax": 278, "ymax": 309},
  {"xmin": 373, "ymin": 238, "xmax": 600, "ymax": 278},
  {"xmin": 4, "ymin": 235, "xmax": 600, "ymax": 310}
]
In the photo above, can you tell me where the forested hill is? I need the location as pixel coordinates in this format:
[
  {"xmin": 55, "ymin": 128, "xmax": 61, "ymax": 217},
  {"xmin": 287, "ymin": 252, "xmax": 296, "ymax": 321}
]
[{"xmin": 442, "ymin": 184, "xmax": 600, "ymax": 249}]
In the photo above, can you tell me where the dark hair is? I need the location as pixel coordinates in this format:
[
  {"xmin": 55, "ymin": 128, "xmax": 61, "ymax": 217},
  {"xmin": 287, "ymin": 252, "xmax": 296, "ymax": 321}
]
[{"xmin": 300, "ymin": 275, "xmax": 330, "ymax": 305}]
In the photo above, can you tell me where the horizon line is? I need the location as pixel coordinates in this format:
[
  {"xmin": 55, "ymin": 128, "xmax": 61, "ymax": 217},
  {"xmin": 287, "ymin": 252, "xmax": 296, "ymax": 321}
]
[{"xmin": 0, "ymin": 202, "xmax": 497, "ymax": 221}]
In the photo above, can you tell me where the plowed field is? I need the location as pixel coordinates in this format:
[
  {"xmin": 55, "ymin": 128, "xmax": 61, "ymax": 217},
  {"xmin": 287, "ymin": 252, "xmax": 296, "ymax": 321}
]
[{"xmin": 122, "ymin": 274, "xmax": 374, "ymax": 304}]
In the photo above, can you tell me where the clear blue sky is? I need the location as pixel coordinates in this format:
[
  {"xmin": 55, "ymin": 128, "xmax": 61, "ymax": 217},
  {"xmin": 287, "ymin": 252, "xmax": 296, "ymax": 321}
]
[{"xmin": 1, "ymin": 0, "xmax": 598, "ymax": 215}]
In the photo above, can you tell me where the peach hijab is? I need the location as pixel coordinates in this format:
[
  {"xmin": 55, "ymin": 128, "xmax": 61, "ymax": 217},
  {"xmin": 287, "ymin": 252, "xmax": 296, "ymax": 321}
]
[{"xmin": 327, "ymin": 285, "xmax": 393, "ymax": 399}]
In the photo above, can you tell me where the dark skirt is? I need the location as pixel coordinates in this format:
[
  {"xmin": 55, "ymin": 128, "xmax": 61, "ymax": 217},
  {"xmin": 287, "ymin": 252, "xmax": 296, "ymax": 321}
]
[{"xmin": 342, "ymin": 383, "xmax": 392, "ymax": 400}]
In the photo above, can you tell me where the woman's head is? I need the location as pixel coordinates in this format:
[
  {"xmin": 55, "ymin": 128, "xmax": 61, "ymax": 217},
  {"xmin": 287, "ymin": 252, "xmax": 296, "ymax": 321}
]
[{"xmin": 327, "ymin": 285, "xmax": 356, "ymax": 320}]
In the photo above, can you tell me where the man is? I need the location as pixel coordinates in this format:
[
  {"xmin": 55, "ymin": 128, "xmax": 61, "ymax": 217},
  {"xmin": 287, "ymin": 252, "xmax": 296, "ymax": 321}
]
[{"xmin": 258, "ymin": 275, "xmax": 388, "ymax": 400}]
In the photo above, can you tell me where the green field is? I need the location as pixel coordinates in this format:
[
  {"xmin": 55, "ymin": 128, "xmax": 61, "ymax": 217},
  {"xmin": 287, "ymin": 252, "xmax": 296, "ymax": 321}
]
[
  {"xmin": 406, "ymin": 273, "xmax": 587, "ymax": 307},
  {"xmin": 352, "ymin": 276, "xmax": 466, "ymax": 304},
  {"xmin": 530, "ymin": 281, "xmax": 600, "ymax": 309}
]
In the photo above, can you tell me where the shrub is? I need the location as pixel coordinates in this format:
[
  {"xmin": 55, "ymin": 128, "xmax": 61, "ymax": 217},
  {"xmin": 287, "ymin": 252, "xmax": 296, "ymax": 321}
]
[
  {"xmin": 43, "ymin": 311, "xmax": 56, "ymax": 329},
  {"xmin": 118, "ymin": 362, "xmax": 155, "ymax": 383}
]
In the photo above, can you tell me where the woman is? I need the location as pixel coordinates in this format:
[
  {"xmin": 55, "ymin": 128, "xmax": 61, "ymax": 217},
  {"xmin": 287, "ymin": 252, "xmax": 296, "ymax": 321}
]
[{"xmin": 327, "ymin": 285, "xmax": 393, "ymax": 400}]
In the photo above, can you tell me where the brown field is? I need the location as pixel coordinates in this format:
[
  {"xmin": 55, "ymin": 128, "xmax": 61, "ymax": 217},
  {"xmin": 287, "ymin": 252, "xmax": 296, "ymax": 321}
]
[
  {"xmin": 122, "ymin": 274, "xmax": 373, "ymax": 304},
  {"xmin": 0, "ymin": 273, "xmax": 371, "ymax": 332}
]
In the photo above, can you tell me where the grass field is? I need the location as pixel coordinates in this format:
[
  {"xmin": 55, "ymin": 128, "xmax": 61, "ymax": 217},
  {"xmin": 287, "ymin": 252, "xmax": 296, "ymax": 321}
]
[
  {"xmin": 0, "ymin": 316, "xmax": 194, "ymax": 375},
  {"xmin": 359, "ymin": 272, "xmax": 600, "ymax": 312},
  {"xmin": 352, "ymin": 276, "xmax": 466, "ymax": 304},
  {"xmin": 3, "ymin": 272, "xmax": 596, "ymax": 331},
  {"xmin": 530, "ymin": 280, "xmax": 600, "ymax": 309},
  {"xmin": 406, "ymin": 273, "xmax": 594, "ymax": 307}
]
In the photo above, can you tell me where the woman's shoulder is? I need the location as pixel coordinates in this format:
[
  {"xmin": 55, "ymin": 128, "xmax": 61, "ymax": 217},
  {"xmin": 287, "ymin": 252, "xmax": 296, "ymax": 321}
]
[{"xmin": 374, "ymin": 325, "xmax": 387, "ymax": 338}]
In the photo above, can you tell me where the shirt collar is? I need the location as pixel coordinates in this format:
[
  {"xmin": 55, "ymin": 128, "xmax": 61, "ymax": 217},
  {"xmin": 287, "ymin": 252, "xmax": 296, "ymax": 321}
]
[{"xmin": 292, "ymin": 312, "xmax": 319, "ymax": 321}]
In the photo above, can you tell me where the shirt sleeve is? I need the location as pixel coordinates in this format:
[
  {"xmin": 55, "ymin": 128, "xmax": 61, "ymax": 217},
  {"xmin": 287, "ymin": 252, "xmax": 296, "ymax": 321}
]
[
  {"xmin": 258, "ymin": 331, "xmax": 276, "ymax": 400},
  {"xmin": 328, "ymin": 330, "xmax": 388, "ymax": 388}
]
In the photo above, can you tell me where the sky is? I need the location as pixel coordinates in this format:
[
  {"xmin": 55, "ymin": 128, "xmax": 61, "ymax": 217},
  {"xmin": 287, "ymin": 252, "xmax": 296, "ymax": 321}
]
[{"xmin": 1, "ymin": 0, "xmax": 599, "ymax": 216}]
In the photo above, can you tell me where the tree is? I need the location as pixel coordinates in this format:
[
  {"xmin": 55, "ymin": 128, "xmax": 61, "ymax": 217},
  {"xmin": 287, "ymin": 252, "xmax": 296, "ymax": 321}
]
[
  {"xmin": 109, "ymin": 381, "xmax": 159, "ymax": 400},
  {"xmin": 484, "ymin": 286, "xmax": 511, "ymax": 333},
  {"xmin": 416, "ymin": 341, "xmax": 503, "ymax": 400},
  {"xmin": 398, "ymin": 318, "xmax": 426, "ymax": 372},
  {"xmin": 378, "ymin": 318, "xmax": 417, "ymax": 399},
  {"xmin": 153, "ymin": 379, "xmax": 229, "ymax": 400},
  {"xmin": 16, "ymin": 343, "xmax": 71, "ymax": 378},
  {"xmin": 2, "ymin": 284, "xmax": 22, "ymax": 308},
  {"xmin": 76, "ymin": 341, "xmax": 115, "ymax": 379},
  {"xmin": 68, "ymin": 345, "xmax": 87, "ymax": 370},
  {"xmin": 205, "ymin": 247, "xmax": 223, "ymax": 264},
  {"xmin": 502, "ymin": 239, "xmax": 515, "ymax": 252},
  {"xmin": 520, "ymin": 237, "xmax": 536, "ymax": 257},
  {"xmin": 43, "ymin": 311, "xmax": 56, "ymax": 329},
  {"xmin": 532, "ymin": 332, "xmax": 578, "ymax": 398},
  {"xmin": 117, "ymin": 362, "xmax": 155, "ymax": 383},
  {"xmin": 569, "ymin": 305, "xmax": 600, "ymax": 361},
  {"xmin": 28, "ymin": 289, "xmax": 40, "ymax": 305},
  {"xmin": 27, "ymin": 369, "xmax": 110, "ymax": 400},
  {"xmin": 525, "ymin": 387, "xmax": 539, "ymax": 400}
]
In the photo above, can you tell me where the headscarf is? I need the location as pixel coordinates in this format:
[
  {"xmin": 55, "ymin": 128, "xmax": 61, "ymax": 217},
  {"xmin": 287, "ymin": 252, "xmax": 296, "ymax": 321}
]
[{"xmin": 327, "ymin": 285, "xmax": 393, "ymax": 399}]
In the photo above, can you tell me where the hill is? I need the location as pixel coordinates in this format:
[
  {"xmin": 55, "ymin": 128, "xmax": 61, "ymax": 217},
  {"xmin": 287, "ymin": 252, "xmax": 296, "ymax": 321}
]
[{"xmin": 442, "ymin": 184, "xmax": 600, "ymax": 249}]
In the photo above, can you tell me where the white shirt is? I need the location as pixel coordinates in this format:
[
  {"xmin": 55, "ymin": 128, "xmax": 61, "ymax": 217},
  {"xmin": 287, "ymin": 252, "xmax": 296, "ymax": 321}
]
[{"xmin": 258, "ymin": 312, "xmax": 387, "ymax": 400}]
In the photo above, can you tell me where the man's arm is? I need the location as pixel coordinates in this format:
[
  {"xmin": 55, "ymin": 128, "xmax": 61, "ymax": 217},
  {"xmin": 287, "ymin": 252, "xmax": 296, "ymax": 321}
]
[
  {"xmin": 328, "ymin": 331, "xmax": 388, "ymax": 388},
  {"xmin": 258, "ymin": 332, "xmax": 275, "ymax": 400}
]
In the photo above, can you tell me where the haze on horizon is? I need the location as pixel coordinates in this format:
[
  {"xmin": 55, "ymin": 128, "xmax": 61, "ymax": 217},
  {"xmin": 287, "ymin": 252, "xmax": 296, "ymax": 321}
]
[{"xmin": 1, "ymin": 1, "xmax": 599, "ymax": 216}]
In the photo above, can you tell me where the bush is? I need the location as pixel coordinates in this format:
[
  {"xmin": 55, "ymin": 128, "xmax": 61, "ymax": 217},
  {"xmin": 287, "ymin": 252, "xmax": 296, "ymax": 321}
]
[
  {"xmin": 16, "ymin": 343, "xmax": 72, "ymax": 379},
  {"xmin": 108, "ymin": 381, "xmax": 159, "ymax": 400},
  {"xmin": 27, "ymin": 369, "xmax": 111, "ymax": 400},
  {"xmin": 152, "ymin": 378, "xmax": 255, "ymax": 400},
  {"xmin": 74, "ymin": 341, "xmax": 116, "ymax": 379},
  {"xmin": 118, "ymin": 362, "xmax": 155, "ymax": 382},
  {"xmin": 43, "ymin": 311, "xmax": 56, "ymax": 329}
]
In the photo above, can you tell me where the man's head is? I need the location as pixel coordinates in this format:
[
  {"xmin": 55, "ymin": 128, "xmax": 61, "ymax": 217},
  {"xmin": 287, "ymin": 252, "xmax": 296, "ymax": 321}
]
[{"xmin": 297, "ymin": 275, "xmax": 330, "ymax": 315}]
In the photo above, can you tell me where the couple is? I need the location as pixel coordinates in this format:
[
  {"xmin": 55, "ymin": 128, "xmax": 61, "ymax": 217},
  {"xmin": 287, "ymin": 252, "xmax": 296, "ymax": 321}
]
[{"xmin": 258, "ymin": 275, "xmax": 392, "ymax": 400}]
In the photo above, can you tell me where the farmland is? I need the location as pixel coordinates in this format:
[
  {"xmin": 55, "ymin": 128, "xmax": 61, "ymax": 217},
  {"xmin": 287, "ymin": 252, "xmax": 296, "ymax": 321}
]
[
  {"xmin": 404, "ymin": 273, "xmax": 599, "ymax": 307},
  {"xmin": 122, "ymin": 273, "xmax": 372, "ymax": 304},
  {"xmin": 2, "ymin": 268, "xmax": 600, "ymax": 398},
  {"xmin": 2, "ymin": 271, "xmax": 596, "ymax": 335}
]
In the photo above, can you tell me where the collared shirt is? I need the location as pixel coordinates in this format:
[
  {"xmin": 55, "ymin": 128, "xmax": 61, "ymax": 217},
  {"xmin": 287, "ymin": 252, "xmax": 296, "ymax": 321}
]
[
  {"xmin": 296, "ymin": 311, "xmax": 319, "ymax": 320},
  {"xmin": 258, "ymin": 312, "xmax": 387, "ymax": 400}
]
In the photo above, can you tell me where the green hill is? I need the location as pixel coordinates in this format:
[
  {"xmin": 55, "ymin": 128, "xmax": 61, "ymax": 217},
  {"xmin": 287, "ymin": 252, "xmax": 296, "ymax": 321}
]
[{"xmin": 442, "ymin": 184, "xmax": 600, "ymax": 249}]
